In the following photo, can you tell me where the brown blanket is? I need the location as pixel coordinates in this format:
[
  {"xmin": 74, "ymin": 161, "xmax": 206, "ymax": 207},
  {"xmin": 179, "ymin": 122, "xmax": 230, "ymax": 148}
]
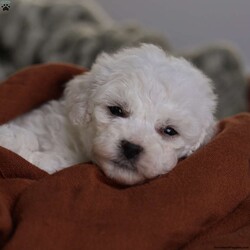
[{"xmin": 0, "ymin": 64, "xmax": 249, "ymax": 250}]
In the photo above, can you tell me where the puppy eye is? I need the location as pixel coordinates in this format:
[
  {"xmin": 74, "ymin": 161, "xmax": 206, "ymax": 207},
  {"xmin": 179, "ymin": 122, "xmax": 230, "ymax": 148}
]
[
  {"xmin": 162, "ymin": 126, "xmax": 178, "ymax": 136},
  {"xmin": 108, "ymin": 106, "xmax": 127, "ymax": 118}
]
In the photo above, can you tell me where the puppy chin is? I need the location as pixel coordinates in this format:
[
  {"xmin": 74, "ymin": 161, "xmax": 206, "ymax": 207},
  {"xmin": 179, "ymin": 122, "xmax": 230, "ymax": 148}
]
[
  {"xmin": 100, "ymin": 160, "xmax": 146, "ymax": 185},
  {"xmin": 94, "ymin": 157, "xmax": 177, "ymax": 185}
]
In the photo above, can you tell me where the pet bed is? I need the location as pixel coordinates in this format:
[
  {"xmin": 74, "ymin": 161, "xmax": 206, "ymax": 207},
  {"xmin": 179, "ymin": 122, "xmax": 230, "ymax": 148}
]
[{"xmin": 0, "ymin": 64, "xmax": 249, "ymax": 250}]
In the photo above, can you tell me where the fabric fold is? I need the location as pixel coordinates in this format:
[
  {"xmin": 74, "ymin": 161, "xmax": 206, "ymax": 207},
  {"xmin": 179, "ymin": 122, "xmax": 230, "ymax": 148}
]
[{"xmin": 0, "ymin": 63, "xmax": 249, "ymax": 250}]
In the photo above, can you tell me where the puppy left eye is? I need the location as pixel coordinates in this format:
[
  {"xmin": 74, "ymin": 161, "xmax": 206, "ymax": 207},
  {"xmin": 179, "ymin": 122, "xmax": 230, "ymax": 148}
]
[
  {"xmin": 108, "ymin": 106, "xmax": 127, "ymax": 118},
  {"xmin": 162, "ymin": 126, "xmax": 178, "ymax": 136}
]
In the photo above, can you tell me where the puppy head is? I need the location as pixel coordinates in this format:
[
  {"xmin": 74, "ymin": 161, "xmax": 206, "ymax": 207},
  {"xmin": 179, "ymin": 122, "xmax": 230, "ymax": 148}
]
[{"xmin": 65, "ymin": 44, "xmax": 217, "ymax": 185}]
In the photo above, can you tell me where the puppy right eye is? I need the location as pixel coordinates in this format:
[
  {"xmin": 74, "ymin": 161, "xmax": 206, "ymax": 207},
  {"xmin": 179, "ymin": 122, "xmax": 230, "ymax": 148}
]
[{"xmin": 108, "ymin": 106, "xmax": 127, "ymax": 118}]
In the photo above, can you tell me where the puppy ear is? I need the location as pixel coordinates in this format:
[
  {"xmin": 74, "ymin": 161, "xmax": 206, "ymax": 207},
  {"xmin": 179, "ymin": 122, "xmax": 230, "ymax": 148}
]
[
  {"xmin": 186, "ymin": 119, "xmax": 218, "ymax": 156},
  {"xmin": 91, "ymin": 52, "xmax": 115, "ymax": 82},
  {"xmin": 64, "ymin": 73, "xmax": 93, "ymax": 125},
  {"xmin": 202, "ymin": 120, "xmax": 218, "ymax": 145},
  {"xmin": 64, "ymin": 53, "xmax": 114, "ymax": 125}
]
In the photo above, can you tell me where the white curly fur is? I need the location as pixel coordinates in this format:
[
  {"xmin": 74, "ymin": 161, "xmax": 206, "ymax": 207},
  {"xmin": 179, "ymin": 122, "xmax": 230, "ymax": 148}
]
[{"xmin": 0, "ymin": 44, "xmax": 217, "ymax": 185}]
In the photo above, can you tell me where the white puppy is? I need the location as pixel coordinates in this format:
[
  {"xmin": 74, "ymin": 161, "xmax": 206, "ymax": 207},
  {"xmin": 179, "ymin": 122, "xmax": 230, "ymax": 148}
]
[{"xmin": 0, "ymin": 44, "xmax": 217, "ymax": 185}]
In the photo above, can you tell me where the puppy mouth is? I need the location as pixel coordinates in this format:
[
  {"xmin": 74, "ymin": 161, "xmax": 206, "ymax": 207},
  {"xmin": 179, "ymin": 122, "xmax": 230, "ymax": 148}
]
[{"xmin": 111, "ymin": 159, "xmax": 138, "ymax": 172}]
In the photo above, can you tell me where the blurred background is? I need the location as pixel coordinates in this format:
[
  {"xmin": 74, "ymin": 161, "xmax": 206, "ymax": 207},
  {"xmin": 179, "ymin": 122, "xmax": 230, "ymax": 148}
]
[
  {"xmin": 0, "ymin": 0, "xmax": 249, "ymax": 119},
  {"xmin": 99, "ymin": 0, "xmax": 250, "ymax": 73}
]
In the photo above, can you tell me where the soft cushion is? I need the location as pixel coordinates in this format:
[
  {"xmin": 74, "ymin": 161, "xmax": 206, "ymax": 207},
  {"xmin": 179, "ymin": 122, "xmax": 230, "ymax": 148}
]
[{"xmin": 0, "ymin": 64, "xmax": 249, "ymax": 250}]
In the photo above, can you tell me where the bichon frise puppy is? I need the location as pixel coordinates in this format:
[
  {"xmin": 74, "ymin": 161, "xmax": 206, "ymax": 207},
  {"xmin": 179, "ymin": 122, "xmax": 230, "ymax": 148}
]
[{"xmin": 0, "ymin": 44, "xmax": 217, "ymax": 185}]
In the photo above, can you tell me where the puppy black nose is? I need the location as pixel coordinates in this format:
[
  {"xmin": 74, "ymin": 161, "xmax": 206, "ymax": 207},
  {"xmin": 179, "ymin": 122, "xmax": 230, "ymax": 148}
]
[{"xmin": 121, "ymin": 140, "xmax": 143, "ymax": 160}]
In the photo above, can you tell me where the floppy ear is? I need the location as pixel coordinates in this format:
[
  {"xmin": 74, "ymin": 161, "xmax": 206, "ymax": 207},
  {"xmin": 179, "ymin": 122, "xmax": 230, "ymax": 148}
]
[
  {"xmin": 202, "ymin": 120, "xmax": 218, "ymax": 145},
  {"xmin": 186, "ymin": 119, "xmax": 218, "ymax": 156},
  {"xmin": 64, "ymin": 52, "xmax": 114, "ymax": 125},
  {"xmin": 90, "ymin": 52, "xmax": 116, "ymax": 83},
  {"xmin": 64, "ymin": 73, "xmax": 94, "ymax": 125}
]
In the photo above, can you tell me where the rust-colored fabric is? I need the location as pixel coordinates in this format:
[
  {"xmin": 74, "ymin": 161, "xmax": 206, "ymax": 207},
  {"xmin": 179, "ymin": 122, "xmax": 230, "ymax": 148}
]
[
  {"xmin": 248, "ymin": 77, "xmax": 250, "ymax": 112},
  {"xmin": 0, "ymin": 64, "xmax": 249, "ymax": 250}
]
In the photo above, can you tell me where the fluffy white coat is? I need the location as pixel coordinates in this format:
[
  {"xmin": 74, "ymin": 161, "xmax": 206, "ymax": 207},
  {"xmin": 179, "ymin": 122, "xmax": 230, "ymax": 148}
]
[{"xmin": 0, "ymin": 44, "xmax": 217, "ymax": 185}]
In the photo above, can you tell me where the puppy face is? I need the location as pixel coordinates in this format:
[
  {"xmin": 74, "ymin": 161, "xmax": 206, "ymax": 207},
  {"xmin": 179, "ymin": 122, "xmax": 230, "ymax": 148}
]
[{"xmin": 65, "ymin": 44, "xmax": 217, "ymax": 185}]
